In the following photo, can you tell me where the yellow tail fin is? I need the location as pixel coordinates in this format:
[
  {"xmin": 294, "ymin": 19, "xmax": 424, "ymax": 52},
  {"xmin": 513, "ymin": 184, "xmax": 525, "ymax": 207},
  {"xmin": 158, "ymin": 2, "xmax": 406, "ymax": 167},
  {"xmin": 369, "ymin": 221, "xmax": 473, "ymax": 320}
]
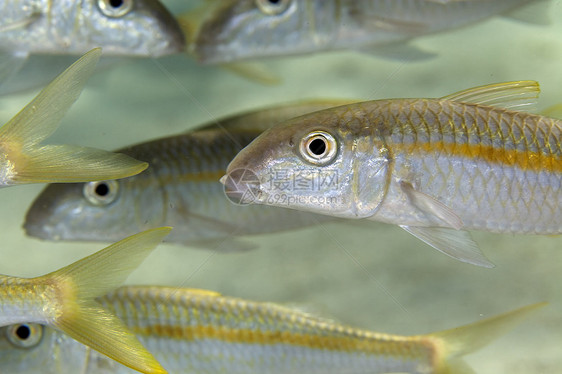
[
  {"xmin": 0, "ymin": 48, "xmax": 147, "ymax": 185},
  {"xmin": 39, "ymin": 227, "xmax": 172, "ymax": 374},
  {"xmin": 429, "ymin": 302, "xmax": 546, "ymax": 374}
]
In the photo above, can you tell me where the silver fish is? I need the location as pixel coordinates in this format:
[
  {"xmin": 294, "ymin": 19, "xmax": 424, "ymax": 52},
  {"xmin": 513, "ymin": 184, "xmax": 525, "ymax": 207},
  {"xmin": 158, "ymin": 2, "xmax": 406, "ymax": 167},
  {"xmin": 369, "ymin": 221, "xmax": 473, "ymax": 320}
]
[
  {"xmin": 0, "ymin": 228, "xmax": 171, "ymax": 374},
  {"xmin": 181, "ymin": 0, "xmax": 538, "ymax": 64},
  {"xmin": 0, "ymin": 285, "xmax": 544, "ymax": 374},
  {"xmin": 0, "ymin": 0, "xmax": 185, "ymax": 83},
  {"xmin": 24, "ymin": 101, "xmax": 353, "ymax": 248},
  {"xmin": 222, "ymin": 81, "xmax": 562, "ymax": 267}
]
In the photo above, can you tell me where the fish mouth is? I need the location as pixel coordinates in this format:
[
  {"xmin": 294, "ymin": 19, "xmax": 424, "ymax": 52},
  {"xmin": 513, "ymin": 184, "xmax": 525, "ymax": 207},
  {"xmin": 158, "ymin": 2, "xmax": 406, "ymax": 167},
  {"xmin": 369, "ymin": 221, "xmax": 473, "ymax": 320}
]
[
  {"xmin": 23, "ymin": 184, "xmax": 79, "ymax": 241},
  {"xmin": 221, "ymin": 168, "xmax": 262, "ymax": 206},
  {"xmin": 24, "ymin": 205, "xmax": 58, "ymax": 241}
]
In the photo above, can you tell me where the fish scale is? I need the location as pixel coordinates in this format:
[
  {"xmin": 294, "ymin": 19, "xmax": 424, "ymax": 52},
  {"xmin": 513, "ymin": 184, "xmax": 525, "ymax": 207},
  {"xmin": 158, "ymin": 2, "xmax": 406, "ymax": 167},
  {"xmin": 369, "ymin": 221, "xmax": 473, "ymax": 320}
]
[
  {"xmin": 0, "ymin": 286, "xmax": 542, "ymax": 373},
  {"xmin": 364, "ymin": 99, "xmax": 561, "ymax": 232},
  {"xmin": 183, "ymin": 0, "xmax": 537, "ymax": 63},
  {"xmin": 24, "ymin": 101, "xmax": 347, "ymax": 246},
  {"xmin": 223, "ymin": 82, "xmax": 561, "ymax": 266},
  {"xmin": 98, "ymin": 287, "xmax": 434, "ymax": 374},
  {"xmin": 0, "ymin": 0, "xmax": 183, "ymax": 56}
]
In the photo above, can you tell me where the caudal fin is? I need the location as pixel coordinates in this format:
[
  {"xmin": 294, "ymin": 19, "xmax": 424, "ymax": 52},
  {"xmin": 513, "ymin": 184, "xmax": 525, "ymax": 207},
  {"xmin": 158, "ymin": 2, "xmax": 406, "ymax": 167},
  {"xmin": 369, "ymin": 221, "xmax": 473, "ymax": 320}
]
[
  {"xmin": 39, "ymin": 227, "xmax": 172, "ymax": 374},
  {"xmin": 428, "ymin": 302, "xmax": 546, "ymax": 374},
  {"xmin": 0, "ymin": 48, "xmax": 147, "ymax": 185}
]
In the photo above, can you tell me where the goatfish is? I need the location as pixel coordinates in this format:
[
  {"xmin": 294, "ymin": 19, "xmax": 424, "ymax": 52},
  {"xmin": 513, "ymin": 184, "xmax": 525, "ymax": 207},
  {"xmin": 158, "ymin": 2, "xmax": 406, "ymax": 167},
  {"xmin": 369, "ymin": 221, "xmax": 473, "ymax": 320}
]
[
  {"xmin": 0, "ymin": 285, "xmax": 544, "ymax": 373},
  {"xmin": 23, "ymin": 101, "xmax": 353, "ymax": 248},
  {"xmin": 0, "ymin": 48, "xmax": 148, "ymax": 186},
  {"xmin": 222, "ymin": 81, "xmax": 562, "ymax": 268},
  {"xmin": 0, "ymin": 0, "xmax": 184, "ymax": 85},
  {"xmin": 0, "ymin": 227, "xmax": 171, "ymax": 374},
  {"xmin": 180, "ymin": 0, "xmax": 540, "ymax": 64}
]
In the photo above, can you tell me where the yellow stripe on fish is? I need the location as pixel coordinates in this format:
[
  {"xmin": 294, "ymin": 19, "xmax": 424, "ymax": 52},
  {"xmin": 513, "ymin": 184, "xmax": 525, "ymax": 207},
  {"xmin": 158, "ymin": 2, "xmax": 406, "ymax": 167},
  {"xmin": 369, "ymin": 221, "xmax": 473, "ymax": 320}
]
[
  {"xmin": 392, "ymin": 137, "xmax": 561, "ymax": 173},
  {"xmin": 0, "ymin": 286, "xmax": 542, "ymax": 373},
  {"xmin": 223, "ymin": 81, "xmax": 562, "ymax": 268},
  {"xmin": 135, "ymin": 324, "xmax": 432, "ymax": 357}
]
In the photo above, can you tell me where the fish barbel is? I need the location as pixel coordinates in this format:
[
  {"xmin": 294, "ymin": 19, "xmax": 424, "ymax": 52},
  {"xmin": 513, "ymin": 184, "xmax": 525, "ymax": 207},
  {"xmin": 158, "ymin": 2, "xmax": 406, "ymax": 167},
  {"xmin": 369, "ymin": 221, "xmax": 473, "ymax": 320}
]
[
  {"xmin": 23, "ymin": 101, "xmax": 353, "ymax": 247},
  {"xmin": 0, "ymin": 285, "xmax": 544, "ymax": 373},
  {"xmin": 180, "ymin": 0, "xmax": 539, "ymax": 64},
  {"xmin": 0, "ymin": 227, "xmax": 171, "ymax": 374},
  {"xmin": 223, "ymin": 81, "xmax": 562, "ymax": 267},
  {"xmin": 0, "ymin": 0, "xmax": 184, "ymax": 83},
  {"xmin": 0, "ymin": 48, "xmax": 149, "ymax": 186}
]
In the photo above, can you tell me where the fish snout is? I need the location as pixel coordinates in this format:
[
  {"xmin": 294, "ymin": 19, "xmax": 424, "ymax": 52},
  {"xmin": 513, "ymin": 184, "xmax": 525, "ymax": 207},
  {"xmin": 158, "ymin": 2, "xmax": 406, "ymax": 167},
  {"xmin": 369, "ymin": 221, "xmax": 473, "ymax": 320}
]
[
  {"xmin": 23, "ymin": 185, "xmax": 80, "ymax": 241},
  {"xmin": 24, "ymin": 202, "xmax": 58, "ymax": 240},
  {"xmin": 221, "ymin": 168, "xmax": 262, "ymax": 206}
]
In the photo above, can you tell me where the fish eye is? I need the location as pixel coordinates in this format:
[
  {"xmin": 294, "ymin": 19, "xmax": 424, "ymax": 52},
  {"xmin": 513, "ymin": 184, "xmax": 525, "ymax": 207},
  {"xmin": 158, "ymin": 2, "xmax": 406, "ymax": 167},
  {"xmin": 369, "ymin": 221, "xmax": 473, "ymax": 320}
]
[
  {"xmin": 299, "ymin": 131, "xmax": 338, "ymax": 165},
  {"xmin": 97, "ymin": 0, "xmax": 134, "ymax": 18},
  {"xmin": 6, "ymin": 324, "xmax": 43, "ymax": 348},
  {"xmin": 83, "ymin": 180, "xmax": 119, "ymax": 206},
  {"xmin": 255, "ymin": 0, "xmax": 292, "ymax": 15}
]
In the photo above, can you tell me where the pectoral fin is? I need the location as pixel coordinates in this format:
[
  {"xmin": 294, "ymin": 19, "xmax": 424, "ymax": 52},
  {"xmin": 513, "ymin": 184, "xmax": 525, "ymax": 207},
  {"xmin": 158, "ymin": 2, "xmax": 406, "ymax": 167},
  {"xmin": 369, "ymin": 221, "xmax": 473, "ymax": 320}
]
[
  {"xmin": 400, "ymin": 225, "xmax": 494, "ymax": 268},
  {"xmin": 400, "ymin": 181, "xmax": 463, "ymax": 230},
  {"xmin": 0, "ymin": 13, "xmax": 41, "ymax": 32}
]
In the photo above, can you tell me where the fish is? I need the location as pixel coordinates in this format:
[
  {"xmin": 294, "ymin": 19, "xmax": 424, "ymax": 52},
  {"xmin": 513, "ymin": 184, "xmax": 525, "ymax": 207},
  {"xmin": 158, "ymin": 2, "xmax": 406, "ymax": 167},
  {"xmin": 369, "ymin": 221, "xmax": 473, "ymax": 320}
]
[
  {"xmin": 0, "ymin": 48, "xmax": 149, "ymax": 186},
  {"xmin": 23, "ymin": 100, "xmax": 355, "ymax": 248},
  {"xmin": 0, "ymin": 227, "xmax": 171, "ymax": 374},
  {"xmin": 222, "ymin": 81, "xmax": 562, "ymax": 268},
  {"xmin": 0, "ymin": 0, "xmax": 185, "ymax": 84},
  {"xmin": 0, "ymin": 285, "xmax": 544, "ymax": 373},
  {"xmin": 180, "ymin": 0, "xmax": 540, "ymax": 64}
]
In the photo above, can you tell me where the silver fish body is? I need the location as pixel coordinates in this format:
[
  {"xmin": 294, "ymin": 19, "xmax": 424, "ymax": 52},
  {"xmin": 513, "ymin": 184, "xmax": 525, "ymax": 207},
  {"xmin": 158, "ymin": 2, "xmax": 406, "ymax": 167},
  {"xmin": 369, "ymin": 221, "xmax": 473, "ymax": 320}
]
[
  {"xmin": 24, "ymin": 101, "xmax": 348, "ymax": 246},
  {"xmin": 0, "ymin": 286, "xmax": 542, "ymax": 374},
  {"xmin": 0, "ymin": 0, "xmax": 184, "ymax": 57},
  {"xmin": 186, "ymin": 0, "xmax": 536, "ymax": 63},
  {"xmin": 223, "ymin": 82, "xmax": 562, "ymax": 266}
]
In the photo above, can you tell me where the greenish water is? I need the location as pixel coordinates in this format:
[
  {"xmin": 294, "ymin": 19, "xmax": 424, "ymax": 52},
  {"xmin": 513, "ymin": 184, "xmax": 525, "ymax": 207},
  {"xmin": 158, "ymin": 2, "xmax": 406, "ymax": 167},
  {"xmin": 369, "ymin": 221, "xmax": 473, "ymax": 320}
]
[{"xmin": 0, "ymin": 1, "xmax": 561, "ymax": 373}]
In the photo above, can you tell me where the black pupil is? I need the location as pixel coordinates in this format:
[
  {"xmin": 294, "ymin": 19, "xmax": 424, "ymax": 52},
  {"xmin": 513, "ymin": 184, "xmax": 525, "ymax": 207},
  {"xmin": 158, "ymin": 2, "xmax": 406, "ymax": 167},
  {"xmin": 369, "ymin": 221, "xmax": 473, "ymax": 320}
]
[
  {"xmin": 95, "ymin": 183, "xmax": 110, "ymax": 197},
  {"xmin": 16, "ymin": 325, "xmax": 30, "ymax": 340},
  {"xmin": 268, "ymin": 0, "xmax": 281, "ymax": 4},
  {"xmin": 109, "ymin": 0, "xmax": 123, "ymax": 8},
  {"xmin": 308, "ymin": 138, "xmax": 327, "ymax": 156}
]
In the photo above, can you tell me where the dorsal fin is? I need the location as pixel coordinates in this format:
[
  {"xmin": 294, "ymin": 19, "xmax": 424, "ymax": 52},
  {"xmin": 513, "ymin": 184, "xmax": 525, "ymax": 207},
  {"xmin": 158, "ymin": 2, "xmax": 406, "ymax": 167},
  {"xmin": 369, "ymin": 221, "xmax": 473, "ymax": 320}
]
[{"xmin": 441, "ymin": 81, "xmax": 540, "ymax": 111}]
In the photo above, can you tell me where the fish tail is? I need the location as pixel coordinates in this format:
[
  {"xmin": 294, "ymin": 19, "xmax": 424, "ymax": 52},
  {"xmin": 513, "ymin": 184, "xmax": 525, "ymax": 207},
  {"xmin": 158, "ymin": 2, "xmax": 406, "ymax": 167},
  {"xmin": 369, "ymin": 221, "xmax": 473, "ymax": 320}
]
[
  {"xmin": 9, "ymin": 145, "xmax": 148, "ymax": 183},
  {"xmin": 0, "ymin": 48, "xmax": 147, "ymax": 185},
  {"xmin": 428, "ymin": 302, "xmax": 546, "ymax": 374},
  {"xmin": 39, "ymin": 227, "xmax": 172, "ymax": 374}
]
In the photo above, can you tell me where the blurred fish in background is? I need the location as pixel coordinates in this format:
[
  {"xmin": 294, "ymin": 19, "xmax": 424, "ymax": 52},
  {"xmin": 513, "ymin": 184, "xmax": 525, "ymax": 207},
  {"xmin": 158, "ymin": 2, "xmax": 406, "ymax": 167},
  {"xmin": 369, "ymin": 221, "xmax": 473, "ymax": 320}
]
[
  {"xmin": 0, "ymin": 228, "xmax": 171, "ymax": 374},
  {"xmin": 23, "ymin": 101, "xmax": 357, "ymax": 248},
  {"xmin": 0, "ymin": 48, "xmax": 148, "ymax": 187},
  {"xmin": 0, "ymin": 0, "xmax": 185, "ymax": 88},
  {"xmin": 180, "ymin": 0, "xmax": 545, "ymax": 64},
  {"xmin": 223, "ymin": 81, "xmax": 562, "ymax": 267},
  {"xmin": 0, "ymin": 285, "xmax": 544, "ymax": 374}
]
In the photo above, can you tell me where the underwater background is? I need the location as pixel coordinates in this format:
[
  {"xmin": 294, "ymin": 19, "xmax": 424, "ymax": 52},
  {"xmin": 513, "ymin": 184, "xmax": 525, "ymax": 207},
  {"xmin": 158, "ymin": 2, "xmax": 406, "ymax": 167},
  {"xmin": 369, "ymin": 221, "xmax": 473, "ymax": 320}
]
[{"xmin": 1, "ymin": 1, "xmax": 561, "ymax": 372}]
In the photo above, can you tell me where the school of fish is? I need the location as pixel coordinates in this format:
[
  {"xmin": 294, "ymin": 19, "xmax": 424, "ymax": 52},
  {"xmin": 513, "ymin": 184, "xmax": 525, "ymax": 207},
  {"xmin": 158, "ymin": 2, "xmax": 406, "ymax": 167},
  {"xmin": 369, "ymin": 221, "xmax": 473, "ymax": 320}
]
[{"xmin": 0, "ymin": 0, "xmax": 557, "ymax": 373}]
